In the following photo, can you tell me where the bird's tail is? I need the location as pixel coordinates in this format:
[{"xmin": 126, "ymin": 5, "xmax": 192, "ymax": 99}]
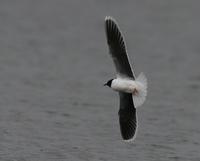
[{"xmin": 133, "ymin": 72, "xmax": 147, "ymax": 108}]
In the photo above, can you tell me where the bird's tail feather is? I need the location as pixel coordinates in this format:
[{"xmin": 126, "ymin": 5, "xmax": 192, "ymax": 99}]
[{"xmin": 133, "ymin": 72, "xmax": 147, "ymax": 107}]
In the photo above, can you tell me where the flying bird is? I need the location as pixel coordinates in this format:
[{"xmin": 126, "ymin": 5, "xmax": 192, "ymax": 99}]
[{"xmin": 104, "ymin": 16, "xmax": 147, "ymax": 142}]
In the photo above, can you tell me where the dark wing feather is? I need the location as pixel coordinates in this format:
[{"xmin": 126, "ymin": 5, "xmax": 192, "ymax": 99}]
[
  {"xmin": 118, "ymin": 92, "xmax": 137, "ymax": 141},
  {"xmin": 105, "ymin": 16, "xmax": 135, "ymax": 79}
]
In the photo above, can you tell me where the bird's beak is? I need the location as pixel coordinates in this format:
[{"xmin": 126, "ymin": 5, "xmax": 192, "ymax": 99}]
[{"xmin": 104, "ymin": 83, "xmax": 107, "ymax": 86}]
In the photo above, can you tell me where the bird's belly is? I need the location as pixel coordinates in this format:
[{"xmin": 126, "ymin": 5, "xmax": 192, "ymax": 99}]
[{"xmin": 111, "ymin": 79, "xmax": 137, "ymax": 93}]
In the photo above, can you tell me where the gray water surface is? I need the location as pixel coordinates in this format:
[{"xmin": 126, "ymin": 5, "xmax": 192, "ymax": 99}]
[{"xmin": 0, "ymin": 1, "xmax": 200, "ymax": 160}]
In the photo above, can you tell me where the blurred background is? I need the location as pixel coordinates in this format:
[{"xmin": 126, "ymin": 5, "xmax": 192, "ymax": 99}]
[{"xmin": 0, "ymin": 0, "xmax": 200, "ymax": 160}]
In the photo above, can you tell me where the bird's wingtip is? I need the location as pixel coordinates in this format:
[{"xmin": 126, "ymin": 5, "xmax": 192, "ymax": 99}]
[
  {"xmin": 122, "ymin": 130, "xmax": 137, "ymax": 143},
  {"xmin": 105, "ymin": 16, "xmax": 111, "ymax": 20},
  {"xmin": 123, "ymin": 137, "xmax": 136, "ymax": 143},
  {"xmin": 105, "ymin": 16, "xmax": 115, "ymax": 21}
]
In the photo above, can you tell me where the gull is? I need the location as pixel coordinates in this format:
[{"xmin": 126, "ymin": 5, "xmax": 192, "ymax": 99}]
[{"xmin": 104, "ymin": 16, "xmax": 147, "ymax": 142}]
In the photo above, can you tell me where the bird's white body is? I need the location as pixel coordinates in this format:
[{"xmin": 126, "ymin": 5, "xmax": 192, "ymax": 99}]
[
  {"xmin": 112, "ymin": 78, "xmax": 140, "ymax": 93},
  {"xmin": 111, "ymin": 73, "xmax": 147, "ymax": 108}
]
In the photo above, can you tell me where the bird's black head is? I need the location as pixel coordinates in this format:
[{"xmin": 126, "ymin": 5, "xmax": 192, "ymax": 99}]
[{"xmin": 104, "ymin": 79, "xmax": 113, "ymax": 87}]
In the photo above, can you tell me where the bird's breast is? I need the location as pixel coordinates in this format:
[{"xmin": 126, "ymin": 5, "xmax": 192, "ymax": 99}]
[{"xmin": 111, "ymin": 78, "xmax": 137, "ymax": 93}]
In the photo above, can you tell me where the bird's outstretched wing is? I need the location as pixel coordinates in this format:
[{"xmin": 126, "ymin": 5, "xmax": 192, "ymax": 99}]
[
  {"xmin": 105, "ymin": 16, "xmax": 137, "ymax": 141},
  {"xmin": 118, "ymin": 92, "xmax": 137, "ymax": 141},
  {"xmin": 105, "ymin": 16, "xmax": 135, "ymax": 79}
]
